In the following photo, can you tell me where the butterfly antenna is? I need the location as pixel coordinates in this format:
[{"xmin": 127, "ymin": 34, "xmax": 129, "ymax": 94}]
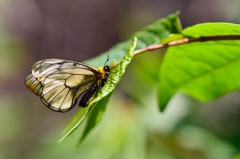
[{"xmin": 104, "ymin": 55, "xmax": 110, "ymax": 66}]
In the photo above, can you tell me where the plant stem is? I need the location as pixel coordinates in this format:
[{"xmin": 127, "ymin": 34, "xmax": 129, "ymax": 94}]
[{"xmin": 133, "ymin": 35, "xmax": 240, "ymax": 56}]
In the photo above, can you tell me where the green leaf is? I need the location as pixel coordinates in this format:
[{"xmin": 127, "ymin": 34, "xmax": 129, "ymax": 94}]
[
  {"xmin": 58, "ymin": 37, "xmax": 137, "ymax": 143},
  {"xmin": 79, "ymin": 93, "xmax": 112, "ymax": 142},
  {"xmin": 86, "ymin": 12, "xmax": 182, "ymax": 67},
  {"xmin": 182, "ymin": 23, "xmax": 240, "ymax": 37},
  {"xmin": 59, "ymin": 12, "xmax": 183, "ymax": 142},
  {"xmin": 158, "ymin": 22, "xmax": 240, "ymax": 111}
]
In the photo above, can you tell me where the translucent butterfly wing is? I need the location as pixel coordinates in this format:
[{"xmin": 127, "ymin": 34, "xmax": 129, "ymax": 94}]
[
  {"xmin": 26, "ymin": 74, "xmax": 43, "ymax": 96},
  {"xmin": 25, "ymin": 59, "xmax": 99, "ymax": 112}
]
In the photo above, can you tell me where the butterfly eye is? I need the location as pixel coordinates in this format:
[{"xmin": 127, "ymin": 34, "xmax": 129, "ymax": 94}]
[{"xmin": 104, "ymin": 66, "xmax": 110, "ymax": 72}]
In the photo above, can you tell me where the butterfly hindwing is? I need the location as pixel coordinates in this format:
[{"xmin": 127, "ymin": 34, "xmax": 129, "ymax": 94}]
[
  {"xmin": 25, "ymin": 74, "xmax": 43, "ymax": 96},
  {"xmin": 25, "ymin": 58, "xmax": 104, "ymax": 112}
]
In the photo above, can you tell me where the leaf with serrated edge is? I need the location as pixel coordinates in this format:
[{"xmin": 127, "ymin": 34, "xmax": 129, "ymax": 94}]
[
  {"xmin": 58, "ymin": 37, "xmax": 137, "ymax": 143},
  {"xmin": 86, "ymin": 12, "xmax": 182, "ymax": 67}
]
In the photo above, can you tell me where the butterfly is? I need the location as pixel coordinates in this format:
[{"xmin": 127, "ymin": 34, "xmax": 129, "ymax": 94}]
[{"xmin": 25, "ymin": 58, "xmax": 110, "ymax": 112}]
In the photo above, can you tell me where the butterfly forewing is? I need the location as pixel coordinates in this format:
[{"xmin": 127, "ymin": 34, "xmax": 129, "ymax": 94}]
[{"xmin": 25, "ymin": 58, "xmax": 104, "ymax": 112}]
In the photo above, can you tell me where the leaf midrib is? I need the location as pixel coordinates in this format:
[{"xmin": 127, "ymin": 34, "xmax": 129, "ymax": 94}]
[{"xmin": 169, "ymin": 53, "xmax": 240, "ymax": 94}]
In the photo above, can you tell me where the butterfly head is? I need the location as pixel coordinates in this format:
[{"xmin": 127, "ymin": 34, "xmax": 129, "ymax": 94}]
[
  {"xmin": 102, "ymin": 55, "xmax": 110, "ymax": 78},
  {"xmin": 104, "ymin": 65, "xmax": 110, "ymax": 75}
]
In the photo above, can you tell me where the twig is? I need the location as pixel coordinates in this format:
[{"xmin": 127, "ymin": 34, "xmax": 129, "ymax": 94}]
[{"xmin": 133, "ymin": 35, "xmax": 240, "ymax": 56}]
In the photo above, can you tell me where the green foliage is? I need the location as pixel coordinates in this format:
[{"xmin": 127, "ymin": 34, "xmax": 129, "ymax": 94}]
[
  {"xmin": 86, "ymin": 12, "xmax": 182, "ymax": 67},
  {"xmin": 59, "ymin": 37, "xmax": 137, "ymax": 142},
  {"xmin": 182, "ymin": 23, "xmax": 240, "ymax": 37},
  {"xmin": 60, "ymin": 12, "xmax": 182, "ymax": 142},
  {"xmin": 60, "ymin": 13, "xmax": 240, "ymax": 148},
  {"xmin": 79, "ymin": 93, "xmax": 112, "ymax": 142},
  {"xmin": 159, "ymin": 23, "xmax": 240, "ymax": 110}
]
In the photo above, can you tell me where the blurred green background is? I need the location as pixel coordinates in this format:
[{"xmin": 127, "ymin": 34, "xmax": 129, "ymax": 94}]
[{"xmin": 1, "ymin": 0, "xmax": 240, "ymax": 159}]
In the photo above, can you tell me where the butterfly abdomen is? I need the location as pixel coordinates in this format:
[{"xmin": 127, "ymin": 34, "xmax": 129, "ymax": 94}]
[
  {"xmin": 79, "ymin": 82, "xmax": 100, "ymax": 107},
  {"xmin": 79, "ymin": 65, "xmax": 110, "ymax": 107}
]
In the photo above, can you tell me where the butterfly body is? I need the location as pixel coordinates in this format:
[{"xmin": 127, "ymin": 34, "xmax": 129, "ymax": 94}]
[
  {"xmin": 25, "ymin": 59, "xmax": 110, "ymax": 112},
  {"xmin": 79, "ymin": 66, "xmax": 110, "ymax": 107}
]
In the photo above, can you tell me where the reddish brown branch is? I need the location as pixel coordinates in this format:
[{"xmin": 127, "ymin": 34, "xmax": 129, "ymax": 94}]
[{"xmin": 133, "ymin": 35, "xmax": 240, "ymax": 56}]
